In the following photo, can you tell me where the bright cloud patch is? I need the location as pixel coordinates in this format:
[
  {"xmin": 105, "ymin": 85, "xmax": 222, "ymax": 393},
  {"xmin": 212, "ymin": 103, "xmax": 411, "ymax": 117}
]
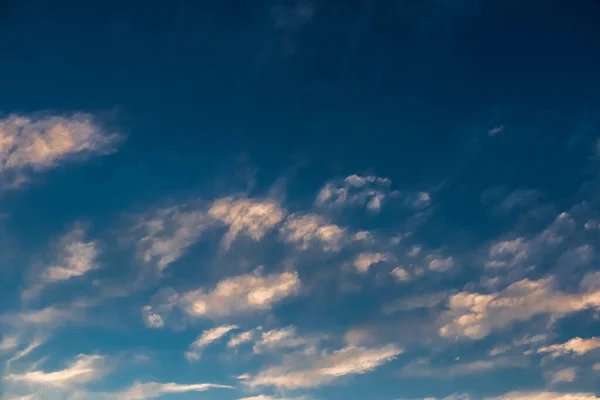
[
  {"xmin": 353, "ymin": 252, "xmax": 391, "ymax": 273},
  {"xmin": 0, "ymin": 113, "xmax": 119, "ymax": 185},
  {"xmin": 208, "ymin": 197, "xmax": 285, "ymax": 250},
  {"xmin": 136, "ymin": 205, "xmax": 208, "ymax": 270},
  {"xmin": 315, "ymin": 174, "xmax": 392, "ymax": 212},
  {"xmin": 152, "ymin": 270, "xmax": 302, "ymax": 319},
  {"xmin": 280, "ymin": 213, "xmax": 346, "ymax": 251},
  {"xmin": 486, "ymin": 393, "xmax": 599, "ymax": 400},
  {"xmin": 6, "ymin": 354, "xmax": 105, "ymax": 388},
  {"xmin": 538, "ymin": 337, "xmax": 600, "ymax": 357},
  {"xmin": 185, "ymin": 324, "xmax": 238, "ymax": 361},
  {"xmin": 244, "ymin": 344, "xmax": 402, "ymax": 389},
  {"xmin": 440, "ymin": 273, "xmax": 600, "ymax": 339},
  {"xmin": 114, "ymin": 381, "xmax": 233, "ymax": 399}
]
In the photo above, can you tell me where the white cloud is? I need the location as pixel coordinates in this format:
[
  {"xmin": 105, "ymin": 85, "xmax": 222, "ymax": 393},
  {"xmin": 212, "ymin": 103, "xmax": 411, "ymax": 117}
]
[
  {"xmin": 229, "ymin": 329, "xmax": 257, "ymax": 348},
  {"xmin": 253, "ymin": 327, "xmax": 308, "ymax": 354},
  {"xmin": 538, "ymin": 337, "xmax": 600, "ymax": 357},
  {"xmin": 0, "ymin": 335, "xmax": 19, "ymax": 353},
  {"xmin": 280, "ymin": 214, "xmax": 346, "ymax": 252},
  {"xmin": 7, "ymin": 337, "xmax": 47, "ymax": 364},
  {"xmin": 208, "ymin": 197, "xmax": 285, "ymax": 250},
  {"xmin": 114, "ymin": 381, "xmax": 233, "ymax": 399},
  {"xmin": 22, "ymin": 227, "xmax": 99, "ymax": 302},
  {"xmin": 550, "ymin": 367, "xmax": 577, "ymax": 384},
  {"xmin": 0, "ymin": 113, "xmax": 119, "ymax": 185},
  {"xmin": 428, "ymin": 256, "xmax": 455, "ymax": 272},
  {"xmin": 402, "ymin": 357, "xmax": 521, "ymax": 377},
  {"xmin": 185, "ymin": 325, "xmax": 238, "ymax": 361},
  {"xmin": 239, "ymin": 396, "xmax": 308, "ymax": 400},
  {"xmin": 136, "ymin": 206, "xmax": 208, "ymax": 270},
  {"xmin": 486, "ymin": 392, "xmax": 599, "ymax": 400},
  {"xmin": 141, "ymin": 305, "xmax": 164, "ymax": 329},
  {"xmin": 485, "ymin": 238, "xmax": 528, "ymax": 268},
  {"xmin": 391, "ymin": 267, "xmax": 411, "ymax": 282},
  {"xmin": 166, "ymin": 269, "xmax": 301, "ymax": 319},
  {"xmin": 244, "ymin": 344, "xmax": 401, "ymax": 389},
  {"xmin": 439, "ymin": 273, "xmax": 600, "ymax": 339},
  {"xmin": 353, "ymin": 252, "xmax": 391, "ymax": 273},
  {"xmin": 6, "ymin": 354, "xmax": 105, "ymax": 388},
  {"xmin": 315, "ymin": 174, "xmax": 392, "ymax": 213}
]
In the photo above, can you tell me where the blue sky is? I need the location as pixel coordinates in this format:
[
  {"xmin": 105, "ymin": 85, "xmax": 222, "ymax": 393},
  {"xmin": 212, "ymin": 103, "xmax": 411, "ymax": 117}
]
[{"xmin": 1, "ymin": 0, "xmax": 600, "ymax": 399}]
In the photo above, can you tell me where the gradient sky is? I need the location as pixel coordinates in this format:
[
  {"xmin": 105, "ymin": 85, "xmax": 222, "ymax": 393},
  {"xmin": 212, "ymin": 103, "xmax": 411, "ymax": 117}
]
[{"xmin": 1, "ymin": 1, "xmax": 600, "ymax": 399}]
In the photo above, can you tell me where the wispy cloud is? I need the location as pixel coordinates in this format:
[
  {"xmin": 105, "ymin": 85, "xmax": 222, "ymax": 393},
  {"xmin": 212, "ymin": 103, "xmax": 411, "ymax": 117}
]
[
  {"xmin": 208, "ymin": 197, "xmax": 285, "ymax": 250},
  {"xmin": 537, "ymin": 337, "xmax": 600, "ymax": 357},
  {"xmin": 243, "ymin": 344, "xmax": 402, "ymax": 389},
  {"xmin": 22, "ymin": 226, "xmax": 99, "ymax": 302},
  {"xmin": 147, "ymin": 269, "xmax": 301, "ymax": 321},
  {"xmin": 113, "ymin": 381, "xmax": 233, "ymax": 399},
  {"xmin": 6, "ymin": 354, "xmax": 105, "ymax": 388},
  {"xmin": 486, "ymin": 393, "xmax": 599, "ymax": 400},
  {"xmin": 439, "ymin": 272, "xmax": 600, "ymax": 339},
  {"xmin": 185, "ymin": 325, "xmax": 238, "ymax": 361},
  {"xmin": 280, "ymin": 213, "xmax": 346, "ymax": 252},
  {"xmin": 135, "ymin": 205, "xmax": 208, "ymax": 271},
  {"xmin": 0, "ymin": 113, "xmax": 120, "ymax": 187}
]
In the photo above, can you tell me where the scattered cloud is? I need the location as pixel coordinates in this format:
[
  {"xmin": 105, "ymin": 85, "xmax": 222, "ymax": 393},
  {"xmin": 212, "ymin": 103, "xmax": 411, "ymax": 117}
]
[
  {"xmin": 391, "ymin": 267, "xmax": 411, "ymax": 282},
  {"xmin": 440, "ymin": 273, "xmax": 600, "ymax": 339},
  {"xmin": 538, "ymin": 337, "xmax": 600, "ymax": 358},
  {"xmin": 185, "ymin": 325, "xmax": 238, "ymax": 361},
  {"xmin": 6, "ymin": 354, "xmax": 105, "ymax": 388},
  {"xmin": 428, "ymin": 256, "xmax": 455, "ymax": 272},
  {"xmin": 0, "ymin": 113, "xmax": 120, "ymax": 187},
  {"xmin": 315, "ymin": 174, "xmax": 393, "ymax": 213},
  {"xmin": 402, "ymin": 357, "xmax": 523, "ymax": 378},
  {"xmin": 208, "ymin": 197, "xmax": 285, "ymax": 250},
  {"xmin": 243, "ymin": 344, "xmax": 402, "ymax": 389},
  {"xmin": 353, "ymin": 252, "xmax": 391, "ymax": 273},
  {"xmin": 136, "ymin": 205, "xmax": 208, "ymax": 270},
  {"xmin": 252, "ymin": 326, "xmax": 309, "ymax": 354},
  {"xmin": 486, "ymin": 392, "xmax": 599, "ymax": 400},
  {"xmin": 114, "ymin": 381, "xmax": 233, "ymax": 399},
  {"xmin": 229, "ymin": 329, "xmax": 258, "ymax": 348},
  {"xmin": 151, "ymin": 269, "xmax": 301, "ymax": 320},
  {"xmin": 22, "ymin": 226, "xmax": 99, "ymax": 302},
  {"xmin": 280, "ymin": 213, "xmax": 346, "ymax": 252},
  {"xmin": 549, "ymin": 367, "xmax": 577, "ymax": 384}
]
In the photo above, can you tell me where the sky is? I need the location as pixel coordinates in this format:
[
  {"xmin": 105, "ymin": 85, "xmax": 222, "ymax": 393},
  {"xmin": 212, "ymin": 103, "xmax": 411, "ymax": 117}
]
[{"xmin": 1, "ymin": 0, "xmax": 600, "ymax": 399}]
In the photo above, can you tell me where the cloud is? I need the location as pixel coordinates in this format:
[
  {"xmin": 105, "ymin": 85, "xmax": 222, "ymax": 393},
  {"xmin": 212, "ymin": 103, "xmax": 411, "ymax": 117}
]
[
  {"xmin": 6, "ymin": 354, "xmax": 105, "ymax": 388},
  {"xmin": 21, "ymin": 226, "xmax": 99, "ymax": 302},
  {"xmin": 486, "ymin": 393, "xmax": 599, "ymax": 400},
  {"xmin": 7, "ymin": 336, "xmax": 47, "ymax": 364},
  {"xmin": 537, "ymin": 337, "xmax": 600, "ymax": 357},
  {"xmin": 185, "ymin": 325, "xmax": 238, "ymax": 361},
  {"xmin": 549, "ymin": 367, "xmax": 577, "ymax": 384},
  {"xmin": 0, "ymin": 335, "xmax": 19, "ymax": 353},
  {"xmin": 208, "ymin": 197, "xmax": 285, "ymax": 250},
  {"xmin": 228, "ymin": 329, "xmax": 257, "ymax": 348},
  {"xmin": 428, "ymin": 256, "xmax": 455, "ymax": 272},
  {"xmin": 151, "ymin": 269, "xmax": 301, "ymax": 320},
  {"xmin": 239, "ymin": 396, "xmax": 308, "ymax": 400},
  {"xmin": 244, "ymin": 344, "xmax": 401, "ymax": 389},
  {"xmin": 315, "ymin": 174, "xmax": 393, "ymax": 213},
  {"xmin": 353, "ymin": 252, "xmax": 391, "ymax": 273},
  {"xmin": 391, "ymin": 267, "xmax": 411, "ymax": 282},
  {"xmin": 136, "ymin": 205, "xmax": 209, "ymax": 270},
  {"xmin": 280, "ymin": 214, "xmax": 346, "ymax": 252},
  {"xmin": 252, "ymin": 326, "xmax": 310, "ymax": 354},
  {"xmin": 114, "ymin": 381, "xmax": 233, "ymax": 399},
  {"xmin": 0, "ymin": 113, "xmax": 119, "ymax": 186},
  {"xmin": 141, "ymin": 305, "xmax": 165, "ymax": 329},
  {"xmin": 439, "ymin": 273, "xmax": 600, "ymax": 339},
  {"xmin": 402, "ymin": 357, "xmax": 522, "ymax": 378},
  {"xmin": 485, "ymin": 238, "xmax": 529, "ymax": 268}
]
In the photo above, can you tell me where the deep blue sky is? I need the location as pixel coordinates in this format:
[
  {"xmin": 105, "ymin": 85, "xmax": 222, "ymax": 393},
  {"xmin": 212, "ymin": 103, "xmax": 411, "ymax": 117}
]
[{"xmin": 1, "ymin": 1, "xmax": 600, "ymax": 399}]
